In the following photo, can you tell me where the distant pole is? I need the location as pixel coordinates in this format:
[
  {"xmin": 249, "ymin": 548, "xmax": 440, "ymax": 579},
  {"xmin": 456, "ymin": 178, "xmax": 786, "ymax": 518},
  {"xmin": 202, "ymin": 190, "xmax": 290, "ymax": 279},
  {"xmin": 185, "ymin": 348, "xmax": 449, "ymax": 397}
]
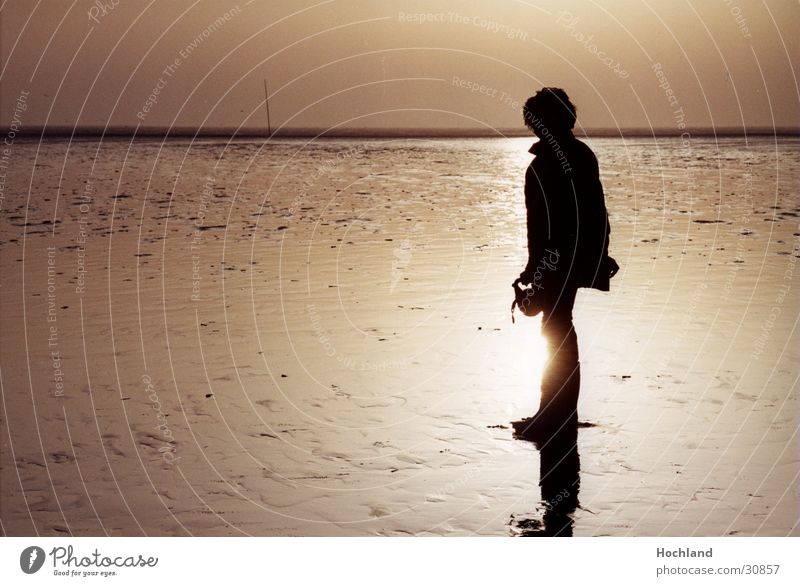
[{"xmin": 263, "ymin": 79, "xmax": 272, "ymax": 137}]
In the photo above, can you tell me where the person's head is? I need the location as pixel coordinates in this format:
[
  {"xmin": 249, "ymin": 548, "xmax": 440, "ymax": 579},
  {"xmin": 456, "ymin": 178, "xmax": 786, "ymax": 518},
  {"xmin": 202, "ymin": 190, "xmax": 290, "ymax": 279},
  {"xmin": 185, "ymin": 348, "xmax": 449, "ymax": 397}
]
[{"xmin": 522, "ymin": 88, "xmax": 577, "ymax": 138}]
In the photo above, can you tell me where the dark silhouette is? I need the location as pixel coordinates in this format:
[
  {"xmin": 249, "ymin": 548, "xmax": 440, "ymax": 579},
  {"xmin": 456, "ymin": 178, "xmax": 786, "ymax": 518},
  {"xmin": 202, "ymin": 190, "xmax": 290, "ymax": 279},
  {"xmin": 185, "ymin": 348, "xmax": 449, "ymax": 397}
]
[
  {"xmin": 510, "ymin": 426, "xmax": 580, "ymax": 536},
  {"xmin": 512, "ymin": 88, "xmax": 618, "ymax": 442}
]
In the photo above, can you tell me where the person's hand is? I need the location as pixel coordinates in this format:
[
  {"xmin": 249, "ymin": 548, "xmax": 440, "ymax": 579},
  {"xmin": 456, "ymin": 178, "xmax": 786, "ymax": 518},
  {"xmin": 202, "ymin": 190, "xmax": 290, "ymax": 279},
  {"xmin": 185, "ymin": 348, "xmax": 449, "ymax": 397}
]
[
  {"xmin": 606, "ymin": 256, "xmax": 620, "ymax": 279},
  {"xmin": 518, "ymin": 266, "xmax": 535, "ymax": 285}
]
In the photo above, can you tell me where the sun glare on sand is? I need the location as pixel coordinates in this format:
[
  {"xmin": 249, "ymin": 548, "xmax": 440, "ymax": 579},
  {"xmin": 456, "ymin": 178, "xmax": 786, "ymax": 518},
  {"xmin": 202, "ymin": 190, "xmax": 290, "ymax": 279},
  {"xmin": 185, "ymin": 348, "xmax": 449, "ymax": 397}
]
[{"xmin": 505, "ymin": 315, "xmax": 549, "ymax": 392}]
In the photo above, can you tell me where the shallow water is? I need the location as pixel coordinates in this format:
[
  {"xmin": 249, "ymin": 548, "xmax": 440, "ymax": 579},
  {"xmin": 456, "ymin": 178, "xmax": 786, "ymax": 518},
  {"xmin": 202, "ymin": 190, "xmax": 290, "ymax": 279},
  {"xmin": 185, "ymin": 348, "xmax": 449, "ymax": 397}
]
[{"xmin": 1, "ymin": 136, "xmax": 797, "ymax": 535}]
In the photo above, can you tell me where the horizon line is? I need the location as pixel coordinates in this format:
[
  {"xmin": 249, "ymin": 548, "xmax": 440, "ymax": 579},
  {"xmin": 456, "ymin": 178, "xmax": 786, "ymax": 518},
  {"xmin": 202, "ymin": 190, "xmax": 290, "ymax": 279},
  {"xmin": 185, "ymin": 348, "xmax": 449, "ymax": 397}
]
[{"xmin": 5, "ymin": 125, "xmax": 797, "ymax": 139}]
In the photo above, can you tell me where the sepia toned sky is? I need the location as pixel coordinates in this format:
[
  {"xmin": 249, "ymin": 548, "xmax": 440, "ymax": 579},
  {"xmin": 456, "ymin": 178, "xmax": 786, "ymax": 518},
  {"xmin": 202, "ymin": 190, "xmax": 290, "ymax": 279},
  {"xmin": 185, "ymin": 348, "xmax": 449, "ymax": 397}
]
[{"xmin": 1, "ymin": 0, "xmax": 798, "ymax": 132}]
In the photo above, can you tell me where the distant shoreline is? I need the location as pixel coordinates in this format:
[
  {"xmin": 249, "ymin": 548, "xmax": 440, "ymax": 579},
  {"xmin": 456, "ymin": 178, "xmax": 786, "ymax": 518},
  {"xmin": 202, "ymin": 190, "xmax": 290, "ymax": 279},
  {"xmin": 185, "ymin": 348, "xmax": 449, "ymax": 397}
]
[{"xmin": 4, "ymin": 126, "xmax": 797, "ymax": 139}]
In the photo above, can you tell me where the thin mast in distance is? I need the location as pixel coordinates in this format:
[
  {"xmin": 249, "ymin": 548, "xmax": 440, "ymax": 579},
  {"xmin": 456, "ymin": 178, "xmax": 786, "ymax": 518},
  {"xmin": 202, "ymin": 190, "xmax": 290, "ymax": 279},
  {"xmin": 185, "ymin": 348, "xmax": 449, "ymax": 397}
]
[{"xmin": 263, "ymin": 79, "xmax": 272, "ymax": 137}]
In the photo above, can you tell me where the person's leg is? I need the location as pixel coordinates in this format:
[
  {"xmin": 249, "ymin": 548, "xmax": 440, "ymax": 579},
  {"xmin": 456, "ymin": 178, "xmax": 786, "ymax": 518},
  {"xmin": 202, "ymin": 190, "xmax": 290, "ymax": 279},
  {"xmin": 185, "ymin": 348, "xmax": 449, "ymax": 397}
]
[
  {"xmin": 538, "ymin": 285, "xmax": 580, "ymax": 426},
  {"xmin": 512, "ymin": 284, "xmax": 580, "ymax": 439}
]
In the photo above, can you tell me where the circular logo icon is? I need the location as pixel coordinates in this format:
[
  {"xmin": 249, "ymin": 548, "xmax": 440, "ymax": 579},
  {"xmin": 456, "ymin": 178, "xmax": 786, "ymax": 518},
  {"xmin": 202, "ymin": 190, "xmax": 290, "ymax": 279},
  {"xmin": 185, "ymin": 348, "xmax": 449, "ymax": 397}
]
[{"xmin": 20, "ymin": 546, "xmax": 45, "ymax": 574}]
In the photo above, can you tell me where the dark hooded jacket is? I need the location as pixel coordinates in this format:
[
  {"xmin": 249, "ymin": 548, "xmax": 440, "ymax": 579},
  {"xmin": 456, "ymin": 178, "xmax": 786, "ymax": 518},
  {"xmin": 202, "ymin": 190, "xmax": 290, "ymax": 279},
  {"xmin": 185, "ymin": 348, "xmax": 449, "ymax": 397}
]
[{"xmin": 523, "ymin": 132, "xmax": 612, "ymax": 291}]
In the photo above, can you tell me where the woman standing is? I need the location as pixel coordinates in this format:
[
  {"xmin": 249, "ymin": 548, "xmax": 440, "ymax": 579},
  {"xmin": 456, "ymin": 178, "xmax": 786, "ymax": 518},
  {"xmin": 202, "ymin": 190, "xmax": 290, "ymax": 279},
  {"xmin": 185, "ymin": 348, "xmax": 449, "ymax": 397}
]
[{"xmin": 512, "ymin": 88, "xmax": 618, "ymax": 442}]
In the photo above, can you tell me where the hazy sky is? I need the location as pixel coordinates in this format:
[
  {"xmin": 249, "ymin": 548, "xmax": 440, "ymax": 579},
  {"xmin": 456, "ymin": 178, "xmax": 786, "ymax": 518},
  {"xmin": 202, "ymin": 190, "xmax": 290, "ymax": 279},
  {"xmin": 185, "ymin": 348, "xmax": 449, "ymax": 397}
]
[{"xmin": 1, "ymin": 0, "xmax": 798, "ymax": 132}]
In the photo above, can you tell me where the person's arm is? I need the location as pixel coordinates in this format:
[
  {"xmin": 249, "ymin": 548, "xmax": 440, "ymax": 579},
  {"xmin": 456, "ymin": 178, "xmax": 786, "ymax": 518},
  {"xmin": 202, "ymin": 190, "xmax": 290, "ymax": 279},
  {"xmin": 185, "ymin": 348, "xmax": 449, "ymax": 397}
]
[
  {"xmin": 587, "ymin": 149, "xmax": 619, "ymax": 280},
  {"xmin": 583, "ymin": 150, "xmax": 608, "ymax": 251},
  {"xmin": 520, "ymin": 165, "xmax": 546, "ymax": 283}
]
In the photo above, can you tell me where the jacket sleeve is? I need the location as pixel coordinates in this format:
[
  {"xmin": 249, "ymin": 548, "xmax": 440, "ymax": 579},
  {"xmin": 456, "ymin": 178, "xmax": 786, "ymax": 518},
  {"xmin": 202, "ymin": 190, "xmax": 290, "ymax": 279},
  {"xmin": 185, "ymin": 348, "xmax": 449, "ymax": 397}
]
[
  {"xmin": 584, "ymin": 150, "xmax": 610, "ymax": 256},
  {"xmin": 524, "ymin": 164, "xmax": 547, "ymax": 271},
  {"xmin": 580, "ymin": 147, "xmax": 613, "ymax": 289}
]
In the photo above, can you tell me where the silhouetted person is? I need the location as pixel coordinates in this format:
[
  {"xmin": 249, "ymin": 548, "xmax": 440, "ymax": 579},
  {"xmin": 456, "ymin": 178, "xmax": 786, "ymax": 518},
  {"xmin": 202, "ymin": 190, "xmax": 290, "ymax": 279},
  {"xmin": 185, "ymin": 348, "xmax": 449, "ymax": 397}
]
[
  {"xmin": 512, "ymin": 88, "xmax": 618, "ymax": 442},
  {"xmin": 511, "ymin": 425, "xmax": 580, "ymax": 536}
]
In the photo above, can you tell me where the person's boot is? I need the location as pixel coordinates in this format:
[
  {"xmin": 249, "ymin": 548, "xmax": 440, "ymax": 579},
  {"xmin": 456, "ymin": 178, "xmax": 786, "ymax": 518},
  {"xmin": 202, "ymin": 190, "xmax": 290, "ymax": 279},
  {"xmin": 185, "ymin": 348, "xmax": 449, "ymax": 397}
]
[
  {"xmin": 513, "ymin": 361, "xmax": 580, "ymax": 441},
  {"xmin": 558, "ymin": 361, "xmax": 580, "ymax": 424}
]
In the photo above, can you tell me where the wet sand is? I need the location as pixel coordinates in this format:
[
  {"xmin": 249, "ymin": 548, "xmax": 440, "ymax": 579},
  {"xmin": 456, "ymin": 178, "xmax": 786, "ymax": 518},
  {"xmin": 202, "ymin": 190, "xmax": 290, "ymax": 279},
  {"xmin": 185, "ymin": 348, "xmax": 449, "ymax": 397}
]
[{"xmin": 1, "ymin": 136, "xmax": 797, "ymax": 536}]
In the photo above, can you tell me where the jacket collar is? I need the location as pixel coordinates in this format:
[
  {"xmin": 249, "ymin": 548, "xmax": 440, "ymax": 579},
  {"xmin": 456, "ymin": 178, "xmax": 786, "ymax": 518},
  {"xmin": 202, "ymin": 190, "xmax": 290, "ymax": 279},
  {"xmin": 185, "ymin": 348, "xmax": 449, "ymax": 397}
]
[{"xmin": 528, "ymin": 132, "xmax": 575, "ymax": 155}]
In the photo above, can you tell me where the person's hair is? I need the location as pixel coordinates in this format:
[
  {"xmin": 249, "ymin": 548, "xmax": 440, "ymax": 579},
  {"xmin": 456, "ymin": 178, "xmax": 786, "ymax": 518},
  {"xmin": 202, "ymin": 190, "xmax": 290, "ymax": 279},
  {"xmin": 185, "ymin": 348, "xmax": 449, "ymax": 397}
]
[{"xmin": 522, "ymin": 87, "xmax": 577, "ymax": 134}]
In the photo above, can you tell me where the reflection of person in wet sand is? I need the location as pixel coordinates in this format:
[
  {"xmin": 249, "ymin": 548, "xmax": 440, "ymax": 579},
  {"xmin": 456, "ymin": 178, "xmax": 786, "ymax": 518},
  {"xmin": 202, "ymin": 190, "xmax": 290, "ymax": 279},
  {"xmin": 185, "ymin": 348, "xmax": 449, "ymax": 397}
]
[
  {"xmin": 511, "ymin": 426, "xmax": 580, "ymax": 536},
  {"xmin": 512, "ymin": 88, "xmax": 618, "ymax": 442}
]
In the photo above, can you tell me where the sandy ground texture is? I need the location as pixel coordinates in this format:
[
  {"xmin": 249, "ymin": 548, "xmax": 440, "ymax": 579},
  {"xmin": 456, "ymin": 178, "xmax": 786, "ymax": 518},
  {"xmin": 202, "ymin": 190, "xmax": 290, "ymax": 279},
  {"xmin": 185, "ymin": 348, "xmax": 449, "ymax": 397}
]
[{"xmin": 1, "ymin": 136, "xmax": 797, "ymax": 536}]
